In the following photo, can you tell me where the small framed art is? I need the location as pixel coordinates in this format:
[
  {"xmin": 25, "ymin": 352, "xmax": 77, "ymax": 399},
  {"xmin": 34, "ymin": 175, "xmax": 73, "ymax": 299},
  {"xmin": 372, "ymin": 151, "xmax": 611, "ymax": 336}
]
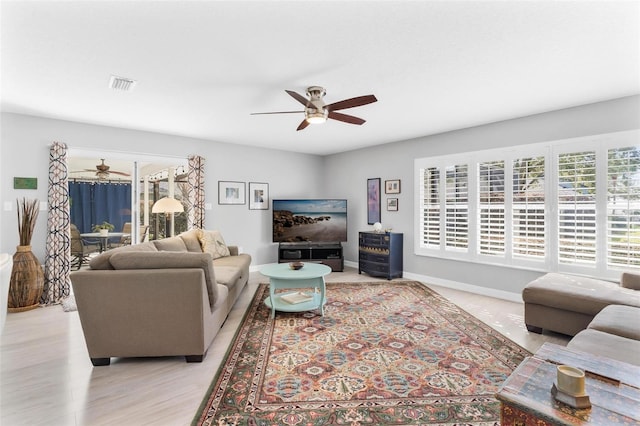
[
  {"xmin": 387, "ymin": 198, "xmax": 398, "ymax": 211},
  {"xmin": 13, "ymin": 177, "xmax": 38, "ymax": 190},
  {"xmin": 385, "ymin": 179, "xmax": 401, "ymax": 194},
  {"xmin": 249, "ymin": 182, "xmax": 269, "ymax": 210},
  {"xmin": 218, "ymin": 181, "xmax": 246, "ymax": 205}
]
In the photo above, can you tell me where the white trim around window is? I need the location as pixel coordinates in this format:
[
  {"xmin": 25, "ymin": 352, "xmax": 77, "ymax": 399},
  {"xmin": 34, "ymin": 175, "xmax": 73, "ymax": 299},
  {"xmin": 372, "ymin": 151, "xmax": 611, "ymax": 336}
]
[{"xmin": 414, "ymin": 129, "xmax": 640, "ymax": 281}]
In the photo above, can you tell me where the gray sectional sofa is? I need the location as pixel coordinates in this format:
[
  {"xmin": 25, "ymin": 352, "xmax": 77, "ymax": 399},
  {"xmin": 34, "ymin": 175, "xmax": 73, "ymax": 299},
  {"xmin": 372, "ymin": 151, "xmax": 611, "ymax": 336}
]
[
  {"xmin": 567, "ymin": 304, "xmax": 640, "ymax": 365},
  {"xmin": 70, "ymin": 229, "xmax": 251, "ymax": 366},
  {"xmin": 522, "ymin": 272, "xmax": 640, "ymax": 336},
  {"xmin": 523, "ymin": 272, "xmax": 640, "ymax": 366}
]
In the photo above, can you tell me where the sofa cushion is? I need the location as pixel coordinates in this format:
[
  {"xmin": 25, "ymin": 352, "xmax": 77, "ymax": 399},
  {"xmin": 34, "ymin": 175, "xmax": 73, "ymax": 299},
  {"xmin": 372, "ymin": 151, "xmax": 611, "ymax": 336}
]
[
  {"xmin": 153, "ymin": 236, "xmax": 188, "ymax": 252},
  {"xmin": 522, "ymin": 273, "xmax": 640, "ymax": 315},
  {"xmin": 213, "ymin": 253, "xmax": 251, "ymax": 269},
  {"xmin": 214, "ymin": 266, "xmax": 241, "ymax": 288},
  {"xmin": 621, "ymin": 272, "xmax": 640, "ymax": 290},
  {"xmin": 587, "ymin": 305, "xmax": 640, "ymax": 340},
  {"xmin": 179, "ymin": 229, "xmax": 204, "ymax": 252},
  {"xmin": 199, "ymin": 230, "xmax": 230, "ymax": 259},
  {"xmin": 567, "ymin": 329, "xmax": 640, "ymax": 366},
  {"xmin": 89, "ymin": 241, "xmax": 158, "ymax": 270},
  {"xmin": 109, "ymin": 251, "xmax": 218, "ymax": 307}
]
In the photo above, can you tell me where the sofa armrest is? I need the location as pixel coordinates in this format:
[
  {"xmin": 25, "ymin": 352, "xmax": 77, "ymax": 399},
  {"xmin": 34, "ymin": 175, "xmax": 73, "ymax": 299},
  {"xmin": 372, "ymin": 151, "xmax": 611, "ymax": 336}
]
[
  {"xmin": 71, "ymin": 268, "xmax": 210, "ymax": 359},
  {"xmin": 621, "ymin": 272, "xmax": 640, "ymax": 290}
]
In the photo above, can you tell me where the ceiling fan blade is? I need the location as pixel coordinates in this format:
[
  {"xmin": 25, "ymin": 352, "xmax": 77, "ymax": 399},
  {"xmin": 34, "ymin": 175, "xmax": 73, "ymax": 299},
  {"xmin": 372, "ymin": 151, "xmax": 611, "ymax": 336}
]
[
  {"xmin": 296, "ymin": 119, "xmax": 310, "ymax": 131},
  {"xmin": 328, "ymin": 111, "xmax": 366, "ymax": 125},
  {"xmin": 110, "ymin": 171, "xmax": 131, "ymax": 176},
  {"xmin": 286, "ymin": 90, "xmax": 311, "ymax": 107},
  {"xmin": 250, "ymin": 111, "xmax": 304, "ymax": 115},
  {"xmin": 326, "ymin": 95, "xmax": 377, "ymax": 112}
]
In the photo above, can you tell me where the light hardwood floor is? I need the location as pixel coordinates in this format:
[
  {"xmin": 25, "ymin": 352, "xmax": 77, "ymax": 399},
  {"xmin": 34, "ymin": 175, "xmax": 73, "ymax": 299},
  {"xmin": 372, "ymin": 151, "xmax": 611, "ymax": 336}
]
[{"xmin": 1, "ymin": 267, "xmax": 570, "ymax": 425}]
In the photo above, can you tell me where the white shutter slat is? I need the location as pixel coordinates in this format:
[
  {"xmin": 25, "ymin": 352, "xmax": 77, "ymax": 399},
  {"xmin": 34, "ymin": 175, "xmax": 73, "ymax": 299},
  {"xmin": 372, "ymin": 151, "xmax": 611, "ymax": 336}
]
[
  {"xmin": 607, "ymin": 146, "xmax": 640, "ymax": 269},
  {"xmin": 558, "ymin": 151, "xmax": 597, "ymax": 265},
  {"xmin": 513, "ymin": 157, "xmax": 545, "ymax": 260}
]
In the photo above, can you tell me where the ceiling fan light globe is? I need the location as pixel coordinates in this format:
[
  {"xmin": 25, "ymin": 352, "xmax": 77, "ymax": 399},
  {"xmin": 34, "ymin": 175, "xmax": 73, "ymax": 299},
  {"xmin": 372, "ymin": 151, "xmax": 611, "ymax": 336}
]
[{"xmin": 305, "ymin": 109, "xmax": 328, "ymax": 124}]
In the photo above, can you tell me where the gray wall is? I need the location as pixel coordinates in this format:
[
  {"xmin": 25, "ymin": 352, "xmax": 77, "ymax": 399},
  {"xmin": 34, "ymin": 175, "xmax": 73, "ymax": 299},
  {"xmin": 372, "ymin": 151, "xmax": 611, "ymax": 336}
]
[
  {"xmin": 324, "ymin": 95, "xmax": 640, "ymax": 295},
  {"xmin": 0, "ymin": 113, "xmax": 325, "ymax": 264},
  {"xmin": 2, "ymin": 95, "xmax": 638, "ymax": 296}
]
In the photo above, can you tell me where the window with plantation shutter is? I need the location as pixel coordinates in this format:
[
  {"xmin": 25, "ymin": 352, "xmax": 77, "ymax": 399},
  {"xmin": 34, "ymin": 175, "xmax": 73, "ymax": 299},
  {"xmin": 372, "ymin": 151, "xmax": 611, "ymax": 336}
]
[
  {"xmin": 557, "ymin": 151, "xmax": 597, "ymax": 265},
  {"xmin": 478, "ymin": 161, "xmax": 505, "ymax": 256},
  {"xmin": 420, "ymin": 167, "xmax": 440, "ymax": 247},
  {"xmin": 512, "ymin": 157, "xmax": 545, "ymax": 260},
  {"xmin": 607, "ymin": 146, "xmax": 640, "ymax": 268},
  {"xmin": 415, "ymin": 130, "xmax": 638, "ymax": 280},
  {"xmin": 445, "ymin": 164, "xmax": 468, "ymax": 250}
]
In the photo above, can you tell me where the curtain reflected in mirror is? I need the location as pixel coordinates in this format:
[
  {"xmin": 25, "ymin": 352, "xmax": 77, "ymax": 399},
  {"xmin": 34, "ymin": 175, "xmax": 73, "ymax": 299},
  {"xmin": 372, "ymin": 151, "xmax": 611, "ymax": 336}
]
[
  {"xmin": 68, "ymin": 155, "xmax": 189, "ymax": 245},
  {"xmin": 69, "ymin": 181, "xmax": 132, "ymax": 234}
]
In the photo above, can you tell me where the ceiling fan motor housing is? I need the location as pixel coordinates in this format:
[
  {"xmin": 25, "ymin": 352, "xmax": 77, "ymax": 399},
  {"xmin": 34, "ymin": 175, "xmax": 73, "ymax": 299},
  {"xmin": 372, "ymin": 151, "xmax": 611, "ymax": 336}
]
[
  {"xmin": 306, "ymin": 86, "xmax": 326, "ymax": 100},
  {"xmin": 305, "ymin": 86, "xmax": 327, "ymax": 122}
]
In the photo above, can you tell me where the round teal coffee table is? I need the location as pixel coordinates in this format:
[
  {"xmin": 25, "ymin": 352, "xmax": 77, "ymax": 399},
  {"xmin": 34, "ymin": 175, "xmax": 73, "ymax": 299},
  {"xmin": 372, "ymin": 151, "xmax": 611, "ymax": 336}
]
[{"xmin": 260, "ymin": 262, "xmax": 331, "ymax": 318}]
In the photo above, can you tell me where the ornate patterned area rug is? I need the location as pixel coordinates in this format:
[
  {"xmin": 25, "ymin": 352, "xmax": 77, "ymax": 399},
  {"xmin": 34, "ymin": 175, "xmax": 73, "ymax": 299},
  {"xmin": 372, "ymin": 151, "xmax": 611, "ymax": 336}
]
[{"xmin": 194, "ymin": 281, "xmax": 530, "ymax": 425}]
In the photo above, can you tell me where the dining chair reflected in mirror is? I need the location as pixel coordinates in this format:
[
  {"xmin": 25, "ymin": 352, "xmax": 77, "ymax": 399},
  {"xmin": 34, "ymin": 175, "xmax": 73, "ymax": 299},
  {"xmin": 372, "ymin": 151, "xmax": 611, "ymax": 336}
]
[
  {"xmin": 109, "ymin": 222, "xmax": 131, "ymax": 249},
  {"xmin": 138, "ymin": 225, "xmax": 150, "ymax": 243},
  {"xmin": 70, "ymin": 224, "xmax": 101, "ymax": 270},
  {"xmin": 110, "ymin": 223, "xmax": 149, "ymax": 248}
]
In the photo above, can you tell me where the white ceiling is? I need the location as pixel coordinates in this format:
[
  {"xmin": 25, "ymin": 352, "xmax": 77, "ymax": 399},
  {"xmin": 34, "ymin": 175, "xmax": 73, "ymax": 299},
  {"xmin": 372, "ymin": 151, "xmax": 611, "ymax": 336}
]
[{"xmin": 1, "ymin": 1, "xmax": 638, "ymax": 156}]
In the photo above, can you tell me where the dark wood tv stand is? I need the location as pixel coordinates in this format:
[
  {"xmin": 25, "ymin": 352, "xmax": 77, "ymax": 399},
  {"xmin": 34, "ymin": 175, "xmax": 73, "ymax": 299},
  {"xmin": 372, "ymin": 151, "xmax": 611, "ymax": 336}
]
[{"xmin": 278, "ymin": 242, "xmax": 344, "ymax": 272}]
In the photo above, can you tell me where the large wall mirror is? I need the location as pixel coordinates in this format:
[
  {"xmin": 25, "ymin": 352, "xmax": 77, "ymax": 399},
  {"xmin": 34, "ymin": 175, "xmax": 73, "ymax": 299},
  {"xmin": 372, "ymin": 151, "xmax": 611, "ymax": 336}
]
[{"xmin": 67, "ymin": 149, "xmax": 188, "ymax": 246}]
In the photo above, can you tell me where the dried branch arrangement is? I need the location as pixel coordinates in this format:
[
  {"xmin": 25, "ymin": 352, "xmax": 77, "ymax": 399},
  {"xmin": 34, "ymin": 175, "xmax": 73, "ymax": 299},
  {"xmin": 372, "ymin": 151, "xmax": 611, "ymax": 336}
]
[{"xmin": 16, "ymin": 198, "xmax": 40, "ymax": 246}]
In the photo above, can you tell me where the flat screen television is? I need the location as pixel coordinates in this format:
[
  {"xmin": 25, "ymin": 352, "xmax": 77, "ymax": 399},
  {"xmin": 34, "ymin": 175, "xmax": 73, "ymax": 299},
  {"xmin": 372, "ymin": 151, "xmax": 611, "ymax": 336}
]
[{"xmin": 273, "ymin": 199, "xmax": 347, "ymax": 243}]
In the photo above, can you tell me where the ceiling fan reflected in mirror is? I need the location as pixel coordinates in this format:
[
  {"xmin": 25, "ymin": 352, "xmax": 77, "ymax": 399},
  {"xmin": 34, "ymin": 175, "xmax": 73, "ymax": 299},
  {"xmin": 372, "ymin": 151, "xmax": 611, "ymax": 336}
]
[
  {"xmin": 251, "ymin": 86, "xmax": 377, "ymax": 131},
  {"xmin": 71, "ymin": 159, "xmax": 131, "ymax": 180}
]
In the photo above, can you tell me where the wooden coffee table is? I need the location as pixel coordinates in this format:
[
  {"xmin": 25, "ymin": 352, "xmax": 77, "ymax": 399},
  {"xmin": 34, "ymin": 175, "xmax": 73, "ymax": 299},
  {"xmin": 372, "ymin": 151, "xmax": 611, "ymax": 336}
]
[
  {"xmin": 496, "ymin": 343, "xmax": 640, "ymax": 425},
  {"xmin": 260, "ymin": 262, "xmax": 331, "ymax": 318}
]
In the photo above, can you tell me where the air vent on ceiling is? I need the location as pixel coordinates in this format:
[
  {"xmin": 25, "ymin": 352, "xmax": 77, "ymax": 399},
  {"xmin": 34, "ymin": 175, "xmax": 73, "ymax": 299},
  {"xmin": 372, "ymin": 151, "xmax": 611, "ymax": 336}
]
[{"xmin": 109, "ymin": 75, "xmax": 137, "ymax": 92}]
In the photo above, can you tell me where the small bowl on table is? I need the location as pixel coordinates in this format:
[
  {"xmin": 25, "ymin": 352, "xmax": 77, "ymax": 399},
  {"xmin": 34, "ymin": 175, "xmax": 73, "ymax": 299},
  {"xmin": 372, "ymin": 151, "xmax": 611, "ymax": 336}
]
[{"xmin": 289, "ymin": 261, "xmax": 304, "ymax": 270}]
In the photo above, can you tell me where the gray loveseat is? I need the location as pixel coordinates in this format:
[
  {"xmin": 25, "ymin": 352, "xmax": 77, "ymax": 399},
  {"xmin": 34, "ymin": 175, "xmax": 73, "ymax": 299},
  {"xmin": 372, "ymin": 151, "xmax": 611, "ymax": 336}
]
[
  {"xmin": 523, "ymin": 272, "xmax": 640, "ymax": 366},
  {"xmin": 71, "ymin": 229, "xmax": 251, "ymax": 366},
  {"xmin": 522, "ymin": 272, "xmax": 640, "ymax": 336},
  {"xmin": 567, "ymin": 304, "xmax": 640, "ymax": 365}
]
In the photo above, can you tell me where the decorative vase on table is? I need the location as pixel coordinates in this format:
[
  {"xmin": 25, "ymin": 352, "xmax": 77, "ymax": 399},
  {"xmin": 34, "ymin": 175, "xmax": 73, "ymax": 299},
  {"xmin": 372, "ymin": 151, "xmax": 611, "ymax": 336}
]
[{"xmin": 8, "ymin": 198, "xmax": 44, "ymax": 313}]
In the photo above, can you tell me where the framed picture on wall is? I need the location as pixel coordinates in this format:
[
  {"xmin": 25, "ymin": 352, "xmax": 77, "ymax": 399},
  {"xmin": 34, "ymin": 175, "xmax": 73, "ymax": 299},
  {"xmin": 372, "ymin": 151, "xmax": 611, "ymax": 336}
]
[
  {"xmin": 248, "ymin": 182, "xmax": 269, "ymax": 210},
  {"xmin": 387, "ymin": 198, "xmax": 398, "ymax": 211},
  {"xmin": 385, "ymin": 179, "xmax": 401, "ymax": 194},
  {"xmin": 367, "ymin": 178, "xmax": 381, "ymax": 224},
  {"xmin": 218, "ymin": 181, "xmax": 246, "ymax": 205}
]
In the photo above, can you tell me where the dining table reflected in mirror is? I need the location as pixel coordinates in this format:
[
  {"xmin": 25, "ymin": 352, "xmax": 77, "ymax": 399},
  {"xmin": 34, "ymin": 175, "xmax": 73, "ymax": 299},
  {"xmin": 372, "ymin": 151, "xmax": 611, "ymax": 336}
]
[{"xmin": 80, "ymin": 232, "xmax": 129, "ymax": 253}]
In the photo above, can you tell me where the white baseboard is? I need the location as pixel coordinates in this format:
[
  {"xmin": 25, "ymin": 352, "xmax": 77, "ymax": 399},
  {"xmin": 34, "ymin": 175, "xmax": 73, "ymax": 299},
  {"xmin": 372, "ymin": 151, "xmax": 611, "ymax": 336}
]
[
  {"xmin": 402, "ymin": 271, "xmax": 523, "ymax": 303},
  {"xmin": 344, "ymin": 260, "xmax": 358, "ymax": 269},
  {"xmin": 256, "ymin": 261, "xmax": 522, "ymax": 303}
]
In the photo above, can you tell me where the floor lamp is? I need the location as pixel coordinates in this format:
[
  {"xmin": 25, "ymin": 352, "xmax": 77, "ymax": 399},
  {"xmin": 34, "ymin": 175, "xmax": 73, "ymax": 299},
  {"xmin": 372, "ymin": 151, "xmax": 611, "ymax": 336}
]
[{"xmin": 151, "ymin": 197, "xmax": 184, "ymax": 238}]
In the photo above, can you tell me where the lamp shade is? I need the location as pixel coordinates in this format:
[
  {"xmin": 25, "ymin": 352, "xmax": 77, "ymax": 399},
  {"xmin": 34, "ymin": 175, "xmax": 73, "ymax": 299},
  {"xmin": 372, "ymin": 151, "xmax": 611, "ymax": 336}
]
[{"xmin": 151, "ymin": 197, "xmax": 184, "ymax": 214}]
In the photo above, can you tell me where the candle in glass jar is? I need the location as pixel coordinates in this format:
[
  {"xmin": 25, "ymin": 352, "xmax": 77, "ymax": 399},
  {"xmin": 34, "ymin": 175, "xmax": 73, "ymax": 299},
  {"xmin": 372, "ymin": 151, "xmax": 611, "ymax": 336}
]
[{"xmin": 557, "ymin": 365, "xmax": 586, "ymax": 395}]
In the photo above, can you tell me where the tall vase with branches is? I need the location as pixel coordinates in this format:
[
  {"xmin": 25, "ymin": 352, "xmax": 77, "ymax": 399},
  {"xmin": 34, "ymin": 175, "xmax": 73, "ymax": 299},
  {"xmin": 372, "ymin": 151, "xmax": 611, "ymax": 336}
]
[{"xmin": 8, "ymin": 198, "xmax": 45, "ymax": 312}]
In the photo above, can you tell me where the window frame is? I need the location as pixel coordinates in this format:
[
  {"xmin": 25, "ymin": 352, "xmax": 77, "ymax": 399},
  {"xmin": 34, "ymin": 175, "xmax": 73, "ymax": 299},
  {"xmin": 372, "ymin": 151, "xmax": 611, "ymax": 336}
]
[{"xmin": 414, "ymin": 129, "xmax": 639, "ymax": 281}]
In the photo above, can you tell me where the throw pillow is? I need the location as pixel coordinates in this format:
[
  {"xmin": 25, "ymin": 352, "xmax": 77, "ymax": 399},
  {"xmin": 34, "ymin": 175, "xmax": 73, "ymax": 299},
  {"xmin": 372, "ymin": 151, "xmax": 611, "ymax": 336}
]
[
  {"xmin": 88, "ymin": 241, "xmax": 158, "ymax": 270},
  {"xmin": 199, "ymin": 230, "xmax": 230, "ymax": 259},
  {"xmin": 621, "ymin": 272, "xmax": 640, "ymax": 290},
  {"xmin": 179, "ymin": 228, "xmax": 205, "ymax": 252}
]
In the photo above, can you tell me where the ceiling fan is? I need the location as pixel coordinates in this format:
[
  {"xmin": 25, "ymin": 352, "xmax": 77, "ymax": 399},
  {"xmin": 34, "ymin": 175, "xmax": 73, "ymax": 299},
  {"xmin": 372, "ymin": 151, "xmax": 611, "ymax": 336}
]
[
  {"xmin": 251, "ymin": 86, "xmax": 377, "ymax": 131},
  {"xmin": 72, "ymin": 159, "xmax": 130, "ymax": 180}
]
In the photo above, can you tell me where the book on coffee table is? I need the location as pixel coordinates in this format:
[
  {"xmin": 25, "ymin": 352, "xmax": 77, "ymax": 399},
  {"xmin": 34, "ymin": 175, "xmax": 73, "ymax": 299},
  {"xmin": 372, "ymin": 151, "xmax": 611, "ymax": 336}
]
[{"xmin": 281, "ymin": 292, "xmax": 313, "ymax": 305}]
